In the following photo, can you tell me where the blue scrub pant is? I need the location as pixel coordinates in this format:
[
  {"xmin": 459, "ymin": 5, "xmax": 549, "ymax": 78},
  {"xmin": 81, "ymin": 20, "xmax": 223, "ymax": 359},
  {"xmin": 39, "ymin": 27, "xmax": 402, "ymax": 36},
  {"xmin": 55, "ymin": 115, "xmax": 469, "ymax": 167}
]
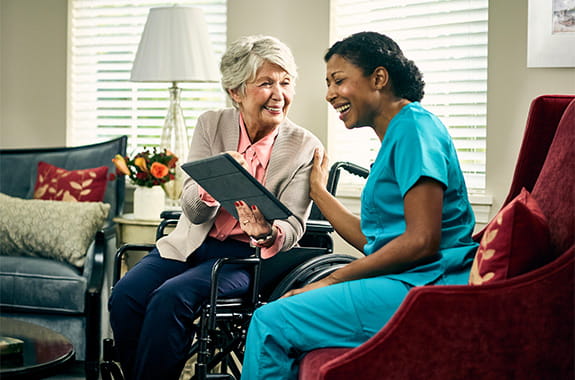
[
  {"xmin": 241, "ymin": 276, "xmax": 411, "ymax": 380},
  {"xmin": 108, "ymin": 237, "xmax": 254, "ymax": 380}
]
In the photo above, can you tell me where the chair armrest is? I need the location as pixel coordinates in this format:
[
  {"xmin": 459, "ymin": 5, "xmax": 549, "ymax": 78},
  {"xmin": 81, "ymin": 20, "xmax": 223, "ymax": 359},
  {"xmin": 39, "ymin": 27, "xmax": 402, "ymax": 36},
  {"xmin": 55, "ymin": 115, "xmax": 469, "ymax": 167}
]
[
  {"xmin": 84, "ymin": 223, "xmax": 116, "ymax": 291},
  {"xmin": 83, "ymin": 223, "xmax": 119, "ymax": 292},
  {"xmin": 318, "ymin": 247, "xmax": 574, "ymax": 380},
  {"xmin": 85, "ymin": 230, "xmax": 107, "ymax": 296}
]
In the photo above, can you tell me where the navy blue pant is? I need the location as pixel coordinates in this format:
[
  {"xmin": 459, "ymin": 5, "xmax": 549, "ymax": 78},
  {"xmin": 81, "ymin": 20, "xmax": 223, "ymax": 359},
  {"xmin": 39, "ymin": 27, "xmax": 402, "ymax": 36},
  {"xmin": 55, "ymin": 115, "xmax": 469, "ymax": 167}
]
[{"xmin": 108, "ymin": 237, "xmax": 255, "ymax": 380}]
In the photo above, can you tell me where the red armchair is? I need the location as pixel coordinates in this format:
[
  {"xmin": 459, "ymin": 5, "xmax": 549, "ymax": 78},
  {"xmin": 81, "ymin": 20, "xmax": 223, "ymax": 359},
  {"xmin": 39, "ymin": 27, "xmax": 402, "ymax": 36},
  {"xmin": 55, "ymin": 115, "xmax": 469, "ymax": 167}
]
[{"xmin": 299, "ymin": 95, "xmax": 575, "ymax": 380}]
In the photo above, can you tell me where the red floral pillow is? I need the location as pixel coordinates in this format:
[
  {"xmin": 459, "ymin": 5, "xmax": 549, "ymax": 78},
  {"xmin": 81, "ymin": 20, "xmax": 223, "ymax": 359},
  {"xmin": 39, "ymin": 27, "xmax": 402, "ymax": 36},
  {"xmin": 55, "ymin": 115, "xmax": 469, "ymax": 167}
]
[
  {"xmin": 33, "ymin": 161, "xmax": 108, "ymax": 202},
  {"xmin": 469, "ymin": 188, "xmax": 551, "ymax": 285}
]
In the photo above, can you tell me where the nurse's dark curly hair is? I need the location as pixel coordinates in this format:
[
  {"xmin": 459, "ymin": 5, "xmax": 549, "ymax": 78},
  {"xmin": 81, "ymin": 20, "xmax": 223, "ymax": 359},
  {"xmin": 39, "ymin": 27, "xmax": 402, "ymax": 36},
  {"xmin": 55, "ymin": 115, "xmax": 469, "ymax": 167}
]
[{"xmin": 325, "ymin": 32, "xmax": 424, "ymax": 102}]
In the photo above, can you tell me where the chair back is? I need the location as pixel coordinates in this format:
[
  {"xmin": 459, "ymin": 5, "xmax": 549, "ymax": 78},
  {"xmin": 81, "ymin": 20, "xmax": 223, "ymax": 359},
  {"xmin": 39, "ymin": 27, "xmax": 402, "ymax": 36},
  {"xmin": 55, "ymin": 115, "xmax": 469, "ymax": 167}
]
[
  {"xmin": 502, "ymin": 95, "xmax": 574, "ymax": 207},
  {"xmin": 531, "ymin": 98, "xmax": 575, "ymax": 257},
  {"xmin": 474, "ymin": 95, "xmax": 575, "ymax": 243},
  {"xmin": 0, "ymin": 136, "xmax": 128, "ymax": 222}
]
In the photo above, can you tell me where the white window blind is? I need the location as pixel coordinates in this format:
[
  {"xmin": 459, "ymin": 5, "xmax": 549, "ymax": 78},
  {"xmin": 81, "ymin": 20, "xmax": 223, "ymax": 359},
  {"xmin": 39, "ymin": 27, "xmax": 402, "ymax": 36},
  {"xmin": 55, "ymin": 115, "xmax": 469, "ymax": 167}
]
[
  {"xmin": 68, "ymin": 0, "xmax": 227, "ymax": 154},
  {"xmin": 331, "ymin": 0, "xmax": 488, "ymax": 191}
]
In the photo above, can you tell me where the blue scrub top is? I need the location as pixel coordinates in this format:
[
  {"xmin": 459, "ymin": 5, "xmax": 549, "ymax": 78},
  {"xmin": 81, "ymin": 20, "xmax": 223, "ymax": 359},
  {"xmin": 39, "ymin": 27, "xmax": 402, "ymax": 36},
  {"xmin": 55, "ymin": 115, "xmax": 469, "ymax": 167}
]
[{"xmin": 361, "ymin": 102, "xmax": 478, "ymax": 286}]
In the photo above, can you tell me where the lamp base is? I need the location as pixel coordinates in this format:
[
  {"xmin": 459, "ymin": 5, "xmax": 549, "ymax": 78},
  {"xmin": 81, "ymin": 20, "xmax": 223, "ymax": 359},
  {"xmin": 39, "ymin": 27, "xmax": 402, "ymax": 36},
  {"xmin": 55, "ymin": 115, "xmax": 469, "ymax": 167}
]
[{"xmin": 160, "ymin": 82, "xmax": 189, "ymax": 203}]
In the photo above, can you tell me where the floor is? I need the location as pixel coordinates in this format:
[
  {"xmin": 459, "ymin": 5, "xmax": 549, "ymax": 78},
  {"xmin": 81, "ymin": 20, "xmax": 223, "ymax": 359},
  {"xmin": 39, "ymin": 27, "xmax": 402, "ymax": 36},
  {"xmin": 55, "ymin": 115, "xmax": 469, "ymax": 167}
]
[
  {"xmin": 42, "ymin": 361, "xmax": 86, "ymax": 379},
  {"xmin": 39, "ymin": 358, "xmax": 198, "ymax": 380}
]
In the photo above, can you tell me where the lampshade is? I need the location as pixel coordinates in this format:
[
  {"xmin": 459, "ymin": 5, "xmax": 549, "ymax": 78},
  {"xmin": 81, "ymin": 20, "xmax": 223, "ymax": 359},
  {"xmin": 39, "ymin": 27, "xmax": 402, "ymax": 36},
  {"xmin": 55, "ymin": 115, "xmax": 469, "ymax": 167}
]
[{"xmin": 130, "ymin": 6, "xmax": 220, "ymax": 82}]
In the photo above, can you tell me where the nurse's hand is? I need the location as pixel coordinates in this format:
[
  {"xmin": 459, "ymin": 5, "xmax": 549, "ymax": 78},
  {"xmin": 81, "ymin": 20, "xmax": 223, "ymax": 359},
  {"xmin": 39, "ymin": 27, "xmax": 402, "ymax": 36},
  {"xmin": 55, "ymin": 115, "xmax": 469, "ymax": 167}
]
[
  {"xmin": 309, "ymin": 148, "xmax": 330, "ymax": 202},
  {"xmin": 280, "ymin": 276, "xmax": 335, "ymax": 298}
]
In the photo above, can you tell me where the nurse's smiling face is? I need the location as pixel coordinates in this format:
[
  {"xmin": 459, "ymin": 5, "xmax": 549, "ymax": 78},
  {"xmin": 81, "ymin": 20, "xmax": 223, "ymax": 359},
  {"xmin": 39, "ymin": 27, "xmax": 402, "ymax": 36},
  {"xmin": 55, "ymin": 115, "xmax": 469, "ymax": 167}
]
[{"xmin": 325, "ymin": 54, "xmax": 380, "ymax": 130}]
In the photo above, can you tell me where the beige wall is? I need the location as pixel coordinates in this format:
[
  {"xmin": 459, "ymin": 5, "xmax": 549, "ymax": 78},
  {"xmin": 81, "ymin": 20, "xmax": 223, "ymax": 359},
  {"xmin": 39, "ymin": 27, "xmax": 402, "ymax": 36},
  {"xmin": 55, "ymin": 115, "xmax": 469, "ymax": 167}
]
[
  {"xmin": 1, "ymin": 0, "xmax": 574, "ymax": 224},
  {"xmin": 487, "ymin": 0, "xmax": 575, "ymax": 216},
  {"xmin": 0, "ymin": 0, "xmax": 67, "ymax": 148}
]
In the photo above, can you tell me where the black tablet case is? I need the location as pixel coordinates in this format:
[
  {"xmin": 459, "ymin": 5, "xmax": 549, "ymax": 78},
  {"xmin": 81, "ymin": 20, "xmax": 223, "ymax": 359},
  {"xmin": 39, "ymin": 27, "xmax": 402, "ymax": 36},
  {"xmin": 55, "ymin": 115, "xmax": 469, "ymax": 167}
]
[{"xmin": 181, "ymin": 153, "xmax": 293, "ymax": 220}]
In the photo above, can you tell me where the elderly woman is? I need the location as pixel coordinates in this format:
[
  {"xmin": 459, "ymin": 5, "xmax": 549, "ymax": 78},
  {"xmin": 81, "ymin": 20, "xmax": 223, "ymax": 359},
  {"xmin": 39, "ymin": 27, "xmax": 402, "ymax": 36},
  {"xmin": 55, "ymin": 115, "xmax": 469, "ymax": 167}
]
[
  {"xmin": 108, "ymin": 35, "xmax": 322, "ymax": 380},
  {"xmin": 241, "ymin": 31, "xmax": 479, "ymax": 379}
]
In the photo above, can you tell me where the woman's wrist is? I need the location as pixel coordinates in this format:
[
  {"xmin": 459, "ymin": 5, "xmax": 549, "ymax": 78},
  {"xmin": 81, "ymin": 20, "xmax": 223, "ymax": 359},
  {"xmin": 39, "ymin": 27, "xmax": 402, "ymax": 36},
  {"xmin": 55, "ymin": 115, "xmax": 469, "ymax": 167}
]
[{"xmin": 250, "ymin": 225, "xmax": 277, "ymax": 248}]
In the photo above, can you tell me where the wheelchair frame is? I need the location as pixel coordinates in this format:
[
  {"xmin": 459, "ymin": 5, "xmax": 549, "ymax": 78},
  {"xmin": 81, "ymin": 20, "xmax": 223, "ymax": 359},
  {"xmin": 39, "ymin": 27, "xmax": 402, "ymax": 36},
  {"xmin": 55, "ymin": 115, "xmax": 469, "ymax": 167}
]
[{"xmin": 101, "ymin": 162, "xmax": 369, "ymax": 380}]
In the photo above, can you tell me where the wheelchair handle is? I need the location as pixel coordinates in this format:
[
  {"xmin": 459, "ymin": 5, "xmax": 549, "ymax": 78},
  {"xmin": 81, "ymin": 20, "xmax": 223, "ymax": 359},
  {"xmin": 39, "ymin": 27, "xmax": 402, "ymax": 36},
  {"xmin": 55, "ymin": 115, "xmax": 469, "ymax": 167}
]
[
  {"xmin": 336, "ymin": 161, "xmax": 370, "ymax": 178},
  {"xmin": 327, "ymin": 161, "xmax": 369, "ymax": 196}
]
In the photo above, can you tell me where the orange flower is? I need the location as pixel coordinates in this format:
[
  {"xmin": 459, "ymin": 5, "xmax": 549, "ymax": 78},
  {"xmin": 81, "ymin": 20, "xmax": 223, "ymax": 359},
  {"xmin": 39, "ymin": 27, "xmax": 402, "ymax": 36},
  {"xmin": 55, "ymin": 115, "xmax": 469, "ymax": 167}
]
[
  {"xmin": 112, "ymin": 155, "xmax": 130, "ymax": 175},
  {"xmin": 150, "ymin": 162, "xmax": 169, "ymax": 179},
  {"xmin": 134, "ymin": 156, "xmax": 148, "ymax": 172}
]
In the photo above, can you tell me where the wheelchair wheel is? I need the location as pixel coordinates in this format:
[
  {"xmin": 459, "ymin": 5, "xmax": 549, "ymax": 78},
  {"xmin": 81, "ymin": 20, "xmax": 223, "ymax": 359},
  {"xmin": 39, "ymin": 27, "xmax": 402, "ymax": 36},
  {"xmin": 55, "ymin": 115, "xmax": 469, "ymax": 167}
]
[{"xmin": 266, "ymin": 253, "xmax": 357, "ymax": 301}]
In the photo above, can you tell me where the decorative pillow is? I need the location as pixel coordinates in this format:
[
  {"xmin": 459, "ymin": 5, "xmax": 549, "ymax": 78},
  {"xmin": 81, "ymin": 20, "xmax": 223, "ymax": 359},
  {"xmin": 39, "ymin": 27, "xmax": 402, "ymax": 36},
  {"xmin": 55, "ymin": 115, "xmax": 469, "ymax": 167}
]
[
  {"xmin": 33, "ymin": 161, "xmax": 108, "ymax": 202},
  {"xmin": 469, "ymin": 188, "xmax": 551, "ymax": 285},
  {"xmin": 0, "ymin": 193, "xmax": 110, "ymax": 267}
]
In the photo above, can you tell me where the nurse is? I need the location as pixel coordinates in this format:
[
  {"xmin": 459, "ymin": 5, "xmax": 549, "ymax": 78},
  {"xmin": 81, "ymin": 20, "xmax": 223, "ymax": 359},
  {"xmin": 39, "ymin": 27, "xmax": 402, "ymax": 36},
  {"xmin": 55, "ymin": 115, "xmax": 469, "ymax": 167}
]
[{"xmin": 241, "ymin": 31, "xmax": 479, "ymax": 380}]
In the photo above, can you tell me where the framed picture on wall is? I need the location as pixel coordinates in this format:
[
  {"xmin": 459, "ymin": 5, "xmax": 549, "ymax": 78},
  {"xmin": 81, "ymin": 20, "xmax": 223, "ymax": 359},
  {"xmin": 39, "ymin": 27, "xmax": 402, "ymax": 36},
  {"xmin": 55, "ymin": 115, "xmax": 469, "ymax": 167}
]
[{"xmin": 527, "ymin": 0, "xmax": 575, "ymax": 67}]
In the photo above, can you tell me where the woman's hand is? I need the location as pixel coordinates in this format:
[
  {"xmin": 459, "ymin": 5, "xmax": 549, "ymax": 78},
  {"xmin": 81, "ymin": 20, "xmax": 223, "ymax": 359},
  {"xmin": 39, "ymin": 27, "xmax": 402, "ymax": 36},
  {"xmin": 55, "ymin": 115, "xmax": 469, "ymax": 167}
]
[
  {"xmin": 226, "ymin": 151, "xmax": 249, "ymax": 171},
  {"xmin": 234, "ymin": 200, "xmax": 274, "ymax": 242},
  {"xmin": 309, "ymin": 148, "xmax": 330, "ymax": 201}
]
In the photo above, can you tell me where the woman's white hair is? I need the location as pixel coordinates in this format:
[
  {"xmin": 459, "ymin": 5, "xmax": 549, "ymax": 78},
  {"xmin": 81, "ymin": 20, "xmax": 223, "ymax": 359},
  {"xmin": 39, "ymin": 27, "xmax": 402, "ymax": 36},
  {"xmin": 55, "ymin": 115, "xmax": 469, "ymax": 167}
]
[{"xmin": 220, "ymin": 35, "xmax": 298, "ymax": 108}]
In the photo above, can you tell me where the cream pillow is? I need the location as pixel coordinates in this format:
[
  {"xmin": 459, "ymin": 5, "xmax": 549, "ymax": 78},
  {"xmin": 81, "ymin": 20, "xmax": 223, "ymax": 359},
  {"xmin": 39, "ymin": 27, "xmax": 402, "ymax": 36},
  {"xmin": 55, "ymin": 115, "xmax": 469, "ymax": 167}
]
[{"xmin": 0, "ymin": 193, "xmax": 110, "ymax": 267}]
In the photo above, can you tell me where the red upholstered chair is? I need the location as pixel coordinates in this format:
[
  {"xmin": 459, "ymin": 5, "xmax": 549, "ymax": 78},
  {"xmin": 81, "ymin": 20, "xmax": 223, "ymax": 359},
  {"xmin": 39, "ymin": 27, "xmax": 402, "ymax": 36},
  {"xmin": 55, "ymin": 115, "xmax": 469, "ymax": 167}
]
[{"xmin": 299, "ymin": 95, "xmax": 575, "ymax": 380}]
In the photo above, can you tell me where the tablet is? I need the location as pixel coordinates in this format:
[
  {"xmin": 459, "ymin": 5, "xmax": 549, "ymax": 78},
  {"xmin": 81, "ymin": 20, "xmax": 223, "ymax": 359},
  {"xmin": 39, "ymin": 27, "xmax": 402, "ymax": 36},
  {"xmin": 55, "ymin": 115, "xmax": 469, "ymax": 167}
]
[{"xmin": 181, "ymin": 153, "xmax": 293, "ymax": 220}]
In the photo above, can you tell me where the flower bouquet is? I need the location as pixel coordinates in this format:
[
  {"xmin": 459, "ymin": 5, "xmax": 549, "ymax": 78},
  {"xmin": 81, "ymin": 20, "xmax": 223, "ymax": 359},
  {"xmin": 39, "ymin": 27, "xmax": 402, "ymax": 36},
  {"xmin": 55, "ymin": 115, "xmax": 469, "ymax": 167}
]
[
  {"xmin": 113, "ymin": 148, "xmax": 179, "ymax": 219},
  {"xmin": 112, "ymin": 148, "xmax": 178, "ymax": 188}
]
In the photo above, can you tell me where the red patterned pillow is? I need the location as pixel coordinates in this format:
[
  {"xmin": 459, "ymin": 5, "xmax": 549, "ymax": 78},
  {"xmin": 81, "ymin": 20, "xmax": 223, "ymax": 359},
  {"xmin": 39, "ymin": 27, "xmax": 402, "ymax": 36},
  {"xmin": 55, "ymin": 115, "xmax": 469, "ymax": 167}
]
[
  {"xmin": 33, "ymin": 161, "xmax": 108, "ymax": 202},
  {"xmin": 469, "ymin": 188, "xmax": 551, "ymax": 285}
]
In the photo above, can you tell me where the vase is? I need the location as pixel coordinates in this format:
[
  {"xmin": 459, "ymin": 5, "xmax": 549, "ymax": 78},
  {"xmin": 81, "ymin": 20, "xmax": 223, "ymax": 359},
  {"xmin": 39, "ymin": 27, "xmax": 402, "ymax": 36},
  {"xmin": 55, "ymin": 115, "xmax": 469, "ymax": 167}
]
[{"xmin": 133, "ymin": 186, "xmax": 165, "ymax": 220}]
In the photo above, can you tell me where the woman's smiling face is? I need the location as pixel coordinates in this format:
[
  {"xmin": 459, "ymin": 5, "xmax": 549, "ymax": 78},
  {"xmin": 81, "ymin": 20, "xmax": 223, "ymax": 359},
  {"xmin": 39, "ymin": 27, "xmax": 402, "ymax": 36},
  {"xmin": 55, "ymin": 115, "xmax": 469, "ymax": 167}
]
[
  {"xmin": 231, "ymin": 60, "xmax": 294, "ymax": 133},
  {"xmin": 325, "ymin": 54, "xmax": 378, "ymax": 130}
]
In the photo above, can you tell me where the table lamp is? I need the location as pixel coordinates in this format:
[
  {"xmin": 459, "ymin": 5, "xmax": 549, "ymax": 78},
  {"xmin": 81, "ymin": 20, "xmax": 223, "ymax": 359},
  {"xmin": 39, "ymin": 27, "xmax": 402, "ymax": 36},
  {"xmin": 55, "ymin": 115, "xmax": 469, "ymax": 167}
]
[{"xmin": 131, "ymin": 6, "xmax": 220, "ymax": 207}]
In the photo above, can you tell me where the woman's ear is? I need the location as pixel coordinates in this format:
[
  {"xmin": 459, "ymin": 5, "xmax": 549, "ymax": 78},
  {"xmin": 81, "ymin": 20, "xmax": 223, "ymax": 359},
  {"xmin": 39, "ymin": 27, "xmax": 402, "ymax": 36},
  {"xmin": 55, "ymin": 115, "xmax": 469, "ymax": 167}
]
[
  {"xmin": 228, "ymin": 88, "xmax": 242, "ymax": 104},
  {"xmin": 373, "ymin": 67, "xmax": 389, "ymax": 90}
]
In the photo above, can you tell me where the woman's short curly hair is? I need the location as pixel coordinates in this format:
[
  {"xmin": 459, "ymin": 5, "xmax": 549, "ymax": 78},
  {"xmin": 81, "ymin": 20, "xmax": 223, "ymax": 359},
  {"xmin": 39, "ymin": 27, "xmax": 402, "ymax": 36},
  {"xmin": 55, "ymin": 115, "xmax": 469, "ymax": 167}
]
[
  {"xmin": 324, "ymin": 32, "xmax": 424, "ymax": 102},
  {"xmin": 220, "ymin": 35, "xmax": 298, "ymax": 108}
]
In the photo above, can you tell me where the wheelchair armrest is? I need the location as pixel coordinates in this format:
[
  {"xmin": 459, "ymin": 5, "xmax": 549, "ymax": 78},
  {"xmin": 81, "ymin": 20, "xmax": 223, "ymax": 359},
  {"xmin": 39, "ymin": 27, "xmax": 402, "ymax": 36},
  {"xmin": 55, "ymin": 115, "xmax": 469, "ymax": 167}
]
[
  {"xmin": 208, "ymin": 250, "xmax": 262, "ymax": 330},
  {"xmin": 305, "ymin": 219, "xmax": 334, "ymax": 233},
  {"xmin": 160, "ymin": 210, "xmax": 182, "ymax": 220},
  {"xmin": 113, "ymin": 244, "xmax": 156, "ymax": 286},
  {"xmin": 157, "ymin": 210, "xmax": 182, "ymax": 240}
]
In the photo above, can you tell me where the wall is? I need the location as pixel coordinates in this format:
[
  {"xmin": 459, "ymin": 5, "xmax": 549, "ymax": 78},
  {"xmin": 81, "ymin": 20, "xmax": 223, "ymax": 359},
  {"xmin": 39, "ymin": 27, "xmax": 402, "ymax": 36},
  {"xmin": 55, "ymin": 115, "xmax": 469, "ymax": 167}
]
[
  {"xmin": 486, "ymin": 0, "xmax": 575, "ymax": 218},
  {"xmin": 0, "ymin": 0, "xmax": 67, "ymax": 148}
]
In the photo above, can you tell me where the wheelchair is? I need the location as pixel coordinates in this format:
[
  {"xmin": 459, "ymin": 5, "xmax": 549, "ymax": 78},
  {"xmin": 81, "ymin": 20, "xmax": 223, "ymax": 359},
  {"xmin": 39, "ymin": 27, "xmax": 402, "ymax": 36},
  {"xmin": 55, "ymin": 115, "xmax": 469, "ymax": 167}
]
[{"xmin": 100, "ymin": 161, "xmax": 369, "ymax": 380}]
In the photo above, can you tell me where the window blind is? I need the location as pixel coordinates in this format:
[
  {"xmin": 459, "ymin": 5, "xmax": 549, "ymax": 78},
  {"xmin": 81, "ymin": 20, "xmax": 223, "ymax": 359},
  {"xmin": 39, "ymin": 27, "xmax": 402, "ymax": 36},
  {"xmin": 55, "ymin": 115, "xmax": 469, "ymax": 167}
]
[
  {"xmin": 331, "ymin": 0, "xmax": 488, "ymax": 190},
  {"xmin": 68, "ymin": 0, "xmax": 227, "ymax": 154}
]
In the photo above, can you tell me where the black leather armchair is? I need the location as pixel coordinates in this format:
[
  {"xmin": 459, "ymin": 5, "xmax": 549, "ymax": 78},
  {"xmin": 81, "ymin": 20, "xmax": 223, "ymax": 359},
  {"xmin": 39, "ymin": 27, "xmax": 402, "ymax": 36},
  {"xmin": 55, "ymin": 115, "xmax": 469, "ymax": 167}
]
[{"xmin": 0, "ymin": 136, "xmax": 127, "ymax": 380}]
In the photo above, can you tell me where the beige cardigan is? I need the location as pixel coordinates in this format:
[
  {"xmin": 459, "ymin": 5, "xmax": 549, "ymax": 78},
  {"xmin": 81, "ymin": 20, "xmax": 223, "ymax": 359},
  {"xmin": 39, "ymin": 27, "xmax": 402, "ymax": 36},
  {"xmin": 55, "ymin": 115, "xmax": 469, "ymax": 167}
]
[{"xmin": 157, "ymin": 108, "xmax": 323, "ymax": 262}]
